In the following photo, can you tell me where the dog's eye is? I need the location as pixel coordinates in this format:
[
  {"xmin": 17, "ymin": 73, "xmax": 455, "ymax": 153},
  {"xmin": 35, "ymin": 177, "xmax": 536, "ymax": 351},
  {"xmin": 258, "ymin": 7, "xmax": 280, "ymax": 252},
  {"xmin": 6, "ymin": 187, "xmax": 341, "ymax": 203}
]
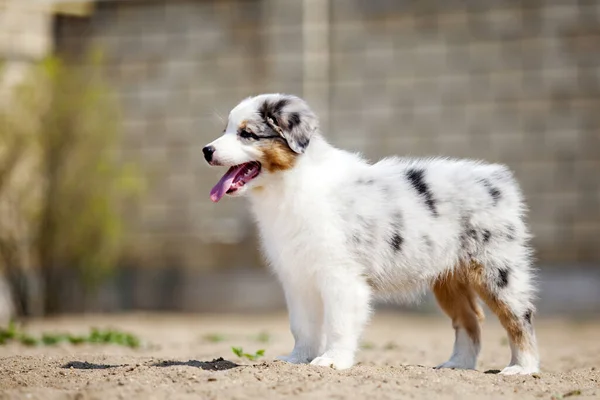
[{"xmin": 239, "ymin": 129, "xmax": 257, "ymax": 140}]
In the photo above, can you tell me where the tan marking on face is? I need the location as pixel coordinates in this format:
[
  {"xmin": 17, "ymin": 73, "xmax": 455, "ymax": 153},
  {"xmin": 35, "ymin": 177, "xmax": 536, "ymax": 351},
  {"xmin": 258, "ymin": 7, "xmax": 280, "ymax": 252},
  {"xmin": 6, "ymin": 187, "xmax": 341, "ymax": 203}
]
[
  {"xmin": 239, "ymin": 120, "xmax": 248, "ymax": 130},
  {"xmin": 259, "ymin": 140, "xmax": 297, "ymax": 173},
  {"xmin": 432, "ymin": 269, "xmax": 484, "ymax": 345}
]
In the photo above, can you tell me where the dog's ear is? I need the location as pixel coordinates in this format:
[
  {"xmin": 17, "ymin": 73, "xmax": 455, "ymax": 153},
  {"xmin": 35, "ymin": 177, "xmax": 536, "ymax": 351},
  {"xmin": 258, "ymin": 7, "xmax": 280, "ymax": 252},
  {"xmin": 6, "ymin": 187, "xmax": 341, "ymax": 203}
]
[{"xmin": 259, "ymin": 96, "xmax": 317, "ymax": 154}]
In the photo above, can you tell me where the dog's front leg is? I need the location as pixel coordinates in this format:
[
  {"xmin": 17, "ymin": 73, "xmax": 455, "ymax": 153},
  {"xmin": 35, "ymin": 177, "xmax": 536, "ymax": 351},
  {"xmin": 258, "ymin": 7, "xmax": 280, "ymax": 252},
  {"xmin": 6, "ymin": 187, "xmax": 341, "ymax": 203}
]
[
  {"xmin": 310, "ymin": 272, "xmax": 372, "ymax": 370},
  {"xmin": 277, "ymin": 280, "xmax": 324, "ymax": 364}
]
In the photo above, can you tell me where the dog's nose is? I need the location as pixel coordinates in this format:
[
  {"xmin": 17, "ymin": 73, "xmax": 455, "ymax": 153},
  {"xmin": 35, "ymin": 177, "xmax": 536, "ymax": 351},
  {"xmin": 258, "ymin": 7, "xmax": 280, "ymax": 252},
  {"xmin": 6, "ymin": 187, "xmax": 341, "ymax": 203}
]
[{"xmin": 203, "ymin": 145, "xmax": 215, "ymax": 163}]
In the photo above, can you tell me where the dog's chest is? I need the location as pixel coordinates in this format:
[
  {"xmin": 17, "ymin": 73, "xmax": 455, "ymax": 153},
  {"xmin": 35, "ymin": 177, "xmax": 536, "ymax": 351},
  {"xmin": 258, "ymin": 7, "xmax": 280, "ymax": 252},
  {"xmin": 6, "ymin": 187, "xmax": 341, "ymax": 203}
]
[
  {"xmin": 250, "ymin": 191, "xmax": 337, "ymax": 274},
  {"xmin": 255, "ymin": 207, "xmax": 315, "ymax": 264}
]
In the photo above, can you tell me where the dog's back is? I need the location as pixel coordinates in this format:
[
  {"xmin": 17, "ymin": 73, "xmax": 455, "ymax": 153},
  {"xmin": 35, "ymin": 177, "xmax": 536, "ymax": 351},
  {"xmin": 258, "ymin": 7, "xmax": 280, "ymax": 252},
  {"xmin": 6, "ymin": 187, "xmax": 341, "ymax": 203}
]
[{"xmin": 333, "ymin": 157, "xmax": 529, "ymax": 294}]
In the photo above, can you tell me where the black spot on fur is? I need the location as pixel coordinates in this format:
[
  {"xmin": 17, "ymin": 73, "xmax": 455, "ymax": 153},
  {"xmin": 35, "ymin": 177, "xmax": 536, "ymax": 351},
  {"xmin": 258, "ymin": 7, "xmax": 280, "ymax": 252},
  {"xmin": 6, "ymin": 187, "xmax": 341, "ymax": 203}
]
[
  {"xmin": 423, "ymin": 235, "xmax": 433, "ymax": 248},
  {"xmin": 391, "ymin": 212, "xmax": 403, "ymax": 229},
  {"xmin": 356, "ymin": 215, "xmax": 376, "ymax": 246},
  {"xmin": 490, "ymin": 188, "xmax": 501, "ymax": 203},
  {"xmin": 497, "ymin": 268, "xmax": 510, "ymax": 288},
  {"xmin": 356, "ymin": 178, "xmax": 375, "ymax": 185},
  {"xmin": 481, "ymin": 179, "xmax": 501, "ymax": 205},
  {"xmin": 468, "ymin": 229, "xmax": 477, "ymax": 239},
  {"xmin": 258, "ymin": 98, "xmax": 290, "ymax": 126},
  {"xmin": 506, "ymin": 224, "xmax": 516, "ymax": 241},
  {"xmin": 483, "ymin": 230, "xmax": 491, "ymax": 243},
  {"xmin": 406, "ymin": 169, "xmax": 438, "ymax": 216},
  {"xmin": 389, "ymin": 234, "xmax": 403, "ymax": 252},
  {"xmin": 296, "ymin": 136, "xmax": 310, "ymax": 150},
  {"xmin": 387, "ymin": 212, "xmax": 404, "ymax": 252},
  {"xmin": 458, "ymin": 215, "xmax": 471, "ymax": 253},
  {"xmin": 287, "ymin": 112, "xmax": 301, "ymax": 130},
  {"xmin": 524, "ymin": 309, "xmax": 533, "ymax": 324},
  {"xmin": 271, "ymin": 98, "xmax": 289, "ymax": 114}
]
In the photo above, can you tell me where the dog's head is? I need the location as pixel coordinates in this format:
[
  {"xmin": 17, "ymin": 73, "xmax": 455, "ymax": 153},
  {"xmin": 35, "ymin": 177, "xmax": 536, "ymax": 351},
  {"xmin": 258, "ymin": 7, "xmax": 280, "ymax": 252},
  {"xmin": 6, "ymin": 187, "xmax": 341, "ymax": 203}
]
[{"xmin": 203, "ymin": 93, "xmax": 318, "ymax": 202}]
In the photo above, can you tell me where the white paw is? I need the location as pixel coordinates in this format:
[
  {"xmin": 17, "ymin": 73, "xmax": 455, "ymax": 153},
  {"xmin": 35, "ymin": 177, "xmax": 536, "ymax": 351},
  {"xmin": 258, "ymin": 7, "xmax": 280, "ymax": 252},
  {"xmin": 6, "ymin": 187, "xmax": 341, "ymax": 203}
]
[
  {"xmin": 499, "ymin": 365, "xmax": 539, "ymax": 375},
  {"xmin": 435, "ymin": 360, "xmax": 476, "ymax": 370},
  {"xmin": 310, "ymin": 355, "xmax": 354, "ymax": 370},
  {"xmin": 276, "ymin": 353, "xmax": 311, "ymax": 364}
]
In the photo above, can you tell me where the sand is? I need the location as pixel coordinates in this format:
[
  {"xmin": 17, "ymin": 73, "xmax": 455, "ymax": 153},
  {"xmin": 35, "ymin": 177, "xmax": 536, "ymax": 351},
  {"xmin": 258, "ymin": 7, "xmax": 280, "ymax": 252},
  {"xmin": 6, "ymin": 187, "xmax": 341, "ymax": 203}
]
[{"xmin": 0, "ymin": 312, "xmax": 598, "ymax": 399}]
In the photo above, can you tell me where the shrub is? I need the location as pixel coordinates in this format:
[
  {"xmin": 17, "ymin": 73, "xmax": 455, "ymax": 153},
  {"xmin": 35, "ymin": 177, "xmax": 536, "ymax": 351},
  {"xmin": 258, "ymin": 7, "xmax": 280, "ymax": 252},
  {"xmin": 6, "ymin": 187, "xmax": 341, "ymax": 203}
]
[{"xmin": 0, "ymin": 50, "xmax": 145, "ymax": 315}]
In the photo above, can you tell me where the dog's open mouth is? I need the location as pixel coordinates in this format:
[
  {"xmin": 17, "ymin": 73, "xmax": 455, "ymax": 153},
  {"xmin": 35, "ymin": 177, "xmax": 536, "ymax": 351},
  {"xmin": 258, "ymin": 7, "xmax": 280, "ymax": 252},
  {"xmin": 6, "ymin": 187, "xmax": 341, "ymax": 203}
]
[{"xmin": 210, "ymin": 161, "xmax": 261, "ymax": 202}]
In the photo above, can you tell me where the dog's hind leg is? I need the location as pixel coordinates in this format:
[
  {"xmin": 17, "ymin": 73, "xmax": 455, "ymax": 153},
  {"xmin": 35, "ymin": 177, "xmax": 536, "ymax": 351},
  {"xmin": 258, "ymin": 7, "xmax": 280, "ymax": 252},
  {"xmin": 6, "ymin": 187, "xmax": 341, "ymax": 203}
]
[
  {"xmin": 432, "ymin": 269, "xmax": 484, "ymax": 370},
  {"xmin": 470, "ymin": 255, "xmax": 540, "ymax": 375}
]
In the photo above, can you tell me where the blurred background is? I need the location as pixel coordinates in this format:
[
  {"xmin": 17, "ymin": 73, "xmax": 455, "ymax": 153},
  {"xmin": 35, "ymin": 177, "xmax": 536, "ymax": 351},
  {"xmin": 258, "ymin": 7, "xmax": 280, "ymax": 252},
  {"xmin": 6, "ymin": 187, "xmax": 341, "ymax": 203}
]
[{"xmin": 0, "ymin": 0, "xmax": 599, "ymax": 321}]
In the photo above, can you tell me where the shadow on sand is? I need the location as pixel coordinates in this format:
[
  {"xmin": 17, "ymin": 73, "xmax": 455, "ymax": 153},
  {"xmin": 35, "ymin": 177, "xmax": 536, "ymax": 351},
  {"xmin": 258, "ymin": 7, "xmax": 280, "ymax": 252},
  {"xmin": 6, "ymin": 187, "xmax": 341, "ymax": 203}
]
[{"xmin": 153, "ymin": 357, "xmax": 240, "ymax": 371}]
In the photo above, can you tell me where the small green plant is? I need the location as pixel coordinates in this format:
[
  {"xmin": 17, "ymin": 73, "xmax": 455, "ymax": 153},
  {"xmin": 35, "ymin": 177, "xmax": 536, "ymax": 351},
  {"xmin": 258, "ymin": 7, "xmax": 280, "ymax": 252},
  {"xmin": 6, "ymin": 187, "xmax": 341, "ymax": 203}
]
[
  {"xmin": 88, "ymin": 327, "xmax": 140, "ymax": 348},
  {"xmin": 0, "ymin": 321, "xmax": 37, "ymax": 345},
  {"xmin": 0, "ymin": 321, "xmax": 140, "ymax": 348},
  {"xmin": 560, "ymin": 390, "xmax": 582, "ymax": 398},
  {"xmin": 383, "ymin": 341, "xmax": 398, "ymax": 351},
  {"xmin": 231, "ymin": 346, "xmax": 265, "ymax": 361},
  {"xmin": 41, "ymin": 333, "xmax": 65, "ymax": 345},
  {"xmin": 551, "ymin": 392, "xmax": 582, "ymax": 400},
  {"xmin": 360, "ymin": 341, "xmax": 375, "ymax": 350},
  {"xmin": 202, "ymin": 333, "xmax": 226, "ymax": 343},
  {"xmin": 0, "ymin": 320, "xmax": 15, "ymax": 343},
  {"xmin": 254, "ymin": 331, "xmax": 271, "ymax": 343},
  {"xmin": 19, "ymin": 334, "xmax": 40, "ymax": 346}
]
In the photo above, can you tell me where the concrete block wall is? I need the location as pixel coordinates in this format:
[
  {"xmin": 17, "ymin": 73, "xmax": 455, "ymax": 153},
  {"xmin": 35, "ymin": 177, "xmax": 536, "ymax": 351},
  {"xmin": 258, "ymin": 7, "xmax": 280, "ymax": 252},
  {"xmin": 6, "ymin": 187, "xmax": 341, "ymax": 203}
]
[{"xmin": 53, "ymin": 0, "xmax": 600, "ymax": 273}]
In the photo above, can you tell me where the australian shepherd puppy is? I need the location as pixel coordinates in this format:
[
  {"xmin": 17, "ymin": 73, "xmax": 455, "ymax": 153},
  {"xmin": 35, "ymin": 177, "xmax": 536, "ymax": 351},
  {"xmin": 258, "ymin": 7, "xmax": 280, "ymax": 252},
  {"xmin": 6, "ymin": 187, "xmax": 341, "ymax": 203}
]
[{"xmin": 203, "ymin": 93, "xmax": 539, "ymax": 374}]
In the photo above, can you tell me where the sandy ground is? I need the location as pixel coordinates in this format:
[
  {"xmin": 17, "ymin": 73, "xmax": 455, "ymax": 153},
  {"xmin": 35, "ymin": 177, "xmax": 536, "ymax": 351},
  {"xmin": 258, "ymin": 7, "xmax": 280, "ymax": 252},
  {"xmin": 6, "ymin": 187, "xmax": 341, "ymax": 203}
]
[{"xmin": 0, "ymin": 312, "xmax": 598, "ymax": 400}]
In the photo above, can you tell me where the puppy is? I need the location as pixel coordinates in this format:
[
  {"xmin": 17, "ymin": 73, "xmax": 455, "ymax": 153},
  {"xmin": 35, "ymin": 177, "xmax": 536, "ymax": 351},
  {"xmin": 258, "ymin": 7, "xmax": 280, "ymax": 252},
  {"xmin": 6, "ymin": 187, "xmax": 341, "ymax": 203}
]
[{"xmin": 203, "ymin": 93, "xmax": 539, "ymax": 374}]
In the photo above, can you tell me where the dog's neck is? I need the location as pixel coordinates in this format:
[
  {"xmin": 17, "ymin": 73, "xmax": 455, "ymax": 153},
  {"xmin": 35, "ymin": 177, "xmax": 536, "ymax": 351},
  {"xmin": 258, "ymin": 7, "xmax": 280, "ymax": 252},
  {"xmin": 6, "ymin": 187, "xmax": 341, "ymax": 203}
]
[
  {"xmin": 293, "ymin": 133, "xmax": 334, "ymax": 167},
  {"xmin": 248, "ymin": 133, "xmax": 336, "ymax": 210}
]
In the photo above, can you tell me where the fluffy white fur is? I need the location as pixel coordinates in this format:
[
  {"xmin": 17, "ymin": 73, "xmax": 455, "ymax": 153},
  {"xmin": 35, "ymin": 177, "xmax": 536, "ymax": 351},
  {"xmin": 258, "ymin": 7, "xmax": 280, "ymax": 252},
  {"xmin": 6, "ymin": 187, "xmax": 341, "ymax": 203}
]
[{"xmin": 204, "ymin": 93, "xmax": 540, "ymax": 374}]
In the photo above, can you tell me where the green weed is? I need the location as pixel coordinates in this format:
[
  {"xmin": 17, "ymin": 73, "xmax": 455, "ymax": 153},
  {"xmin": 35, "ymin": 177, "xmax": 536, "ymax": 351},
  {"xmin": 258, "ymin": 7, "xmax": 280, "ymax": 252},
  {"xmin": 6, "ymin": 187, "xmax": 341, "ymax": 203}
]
[
  {"xmin": 231, "ymin": 346, "xmax": 265, "ymax": 361},
  {"xmin": 550, "ymin": 389, "xmax": 582, "ymax": 400},
  {"xmin": 254, "ymin": 331, "xmax": 271, "ymax": 343},
  {"xmin": 383, "ymin": 341, "xmax": 398, "ymax": 350},
  {"xmin": 202, "ymin": 333, "xmax": 226, "ymax": 343},
  {"xmin": 0, "ymin": 321, "xmax": 140, "ymax": 348},
  {"xmin": 360, "ymin": 341, "xmax": 376, "ymax": 350}
]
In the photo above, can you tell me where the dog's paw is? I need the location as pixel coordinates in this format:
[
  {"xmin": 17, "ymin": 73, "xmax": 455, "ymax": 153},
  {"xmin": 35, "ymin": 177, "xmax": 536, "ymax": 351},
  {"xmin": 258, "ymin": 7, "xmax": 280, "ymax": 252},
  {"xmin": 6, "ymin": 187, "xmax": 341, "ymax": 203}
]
[
  {"xmin": 276, "ymin": 354, "xmax": 311, "ymax": 364},
  {"xmin": 310, "ymin": 355, "xmax": 354, "ymax": 370},
  {"xmin": 434, "ymin": 360, "xmax": 476, "ymax": 370},
  {"xmin": 499, "ymin": 365, "xmax": 539, "ymax": 375}
]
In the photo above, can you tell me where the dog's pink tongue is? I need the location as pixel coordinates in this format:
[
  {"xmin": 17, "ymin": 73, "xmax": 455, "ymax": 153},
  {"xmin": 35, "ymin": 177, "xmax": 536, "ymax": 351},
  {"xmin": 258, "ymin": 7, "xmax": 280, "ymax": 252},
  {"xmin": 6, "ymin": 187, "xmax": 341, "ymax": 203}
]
[{"xmin": 210, "ymin": 165, "xmax": 245, "ymax": 203}]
